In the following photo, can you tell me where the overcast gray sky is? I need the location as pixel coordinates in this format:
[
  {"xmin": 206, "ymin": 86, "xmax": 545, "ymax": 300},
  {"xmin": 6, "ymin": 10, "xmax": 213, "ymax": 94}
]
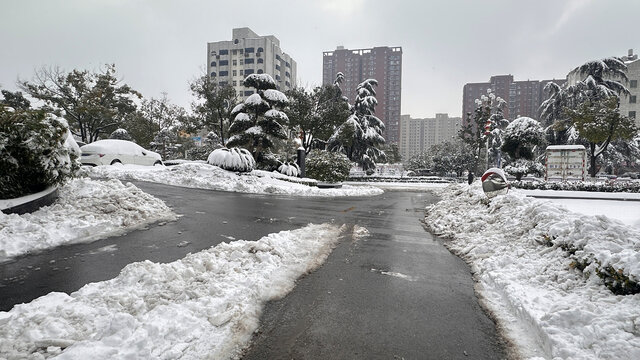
[{"xmin": 1, "ymin": 0, "xmax": 638, "ymax": 118}]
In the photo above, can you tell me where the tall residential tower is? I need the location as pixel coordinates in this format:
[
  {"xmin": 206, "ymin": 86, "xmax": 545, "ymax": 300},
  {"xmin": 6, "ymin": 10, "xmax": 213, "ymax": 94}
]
[
  {"xmin": 207, "ymin": 28, "xmax": 297, "ymax": 99},
  {"xmin": 322, "ymin": 46, "xmax": 402, "ymax": 144}
]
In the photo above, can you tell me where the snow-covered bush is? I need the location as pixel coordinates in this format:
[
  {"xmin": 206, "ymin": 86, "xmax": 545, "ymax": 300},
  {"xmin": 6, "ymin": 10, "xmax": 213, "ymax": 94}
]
[
  {"xmin": 186, "ymin": 131, "xmax": 223, "ymax": 161},
  {"xmin": 109, "ymin": 128, "xmax": 133, "ymax": 141},
  {"xmin": 306, "ymin": 150, "xmax": 351, "ymax": 183},
  {"xmin": 277, "ymin": 162, "xmax": 300, "ymax": 177},
  {"xmin": 504, "ymin": 159, "xmax": 544, "ymax": 180},
  {"xmin": 0, "ymin": 107, "xmax": 80, "ymax": 199},
  {"xmin": 511, "ymin": 180, "xmax": 640, "ymax": 193},
  {"xmin": 207, "ymin": 147, "xmax": 255, "ymax": 172}
]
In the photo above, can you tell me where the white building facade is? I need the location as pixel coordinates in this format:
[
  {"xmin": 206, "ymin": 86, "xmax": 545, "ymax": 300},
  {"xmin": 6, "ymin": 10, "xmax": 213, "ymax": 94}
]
[
  {"xmin": 398, "ymin": 113, "xmax": 461, "ymax": 161},
  {"xmin": 207, "ymin": 28, "xmax": 297, "ymax": 99}
]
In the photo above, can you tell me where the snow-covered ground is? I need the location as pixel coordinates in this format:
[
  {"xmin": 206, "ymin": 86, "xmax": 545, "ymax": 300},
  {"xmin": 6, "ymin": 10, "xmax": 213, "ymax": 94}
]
[
  {"xmin": 86, "ymin": 163, "xmax": 383, "ymax": 197},
  {"xmin": 0, "ymin": 223, "xmax": 356, "ymax": 359},
  {"xmin": 0, "ymin": 178, "xmax": 177, "ymax": 262},
  {"xmin": 345, "ymin": 181, "xmax": 451, "ymax": 191},
  {"xmin": 425, "ymin": 184, "xmax": 640, "ymax": 359}
]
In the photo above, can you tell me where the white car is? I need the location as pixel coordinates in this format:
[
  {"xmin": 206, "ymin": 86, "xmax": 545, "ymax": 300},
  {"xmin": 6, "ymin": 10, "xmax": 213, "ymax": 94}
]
[{"xmin": 80, "ymin": 139, "xmax": 163, "ymax": 166}]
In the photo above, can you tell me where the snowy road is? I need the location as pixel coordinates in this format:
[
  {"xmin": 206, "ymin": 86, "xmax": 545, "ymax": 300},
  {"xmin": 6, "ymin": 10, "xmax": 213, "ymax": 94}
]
[{"xmin": 0, "ymin": 182, "xmax": 507, "ymax": 358}]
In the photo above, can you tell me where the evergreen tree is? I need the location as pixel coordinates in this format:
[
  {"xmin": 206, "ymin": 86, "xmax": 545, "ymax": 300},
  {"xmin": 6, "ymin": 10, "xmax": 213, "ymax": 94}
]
[
  {"xmin": 140, "ymin": 93, "xmax": 188, "ymax": 159},
  {"xmin": 328, "ymin": 78, "xmax": 386, "ymax": 172},
  {"xmin": 190, "ymin": 75, "xmax": 237, "ymax": 144},
  {"xmin": 459, "ymin": 89, "xmax": 507, "ymax": 175},
  {"xmin": 0, "ymin": 90, "xmax": 31, "ymax": 110},
  {"xmin": 285, "ymin": 84, "xmax": 350, "ymax": 154},
  {"xmin": 18, "ymin": 65, "xmax": 141, "ymax": 143},
  {"xmin": 501, "ymin": 117, "xmax": 546, "ymax": 180},
  {"xmin": 565, "ymin": 96, "xmax": 637, "ymax": 177},
  {"xmin": 226, "ymin": 74, "xmax": 289, "ymax": 163},
  {"xmin": 109, "ymin": 128, "xmax": 133, "ymax": 141}
]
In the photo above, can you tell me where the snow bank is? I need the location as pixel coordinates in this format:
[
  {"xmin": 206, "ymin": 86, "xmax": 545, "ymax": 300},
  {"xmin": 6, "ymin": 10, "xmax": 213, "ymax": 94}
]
[
  {"xmin": 425, "ymin": 184, "xmax": 640, "ymax": 359},
  {"xmin": 0, "ymin": 178, "xmax": 177, "ymax": 262},
  {"xmin": 0, "ymin": 223, "xmax": 347, "ymax": 359},
  {"xmin": 87, "ymin": 163, "xmax": 383, "ymax": 197}
]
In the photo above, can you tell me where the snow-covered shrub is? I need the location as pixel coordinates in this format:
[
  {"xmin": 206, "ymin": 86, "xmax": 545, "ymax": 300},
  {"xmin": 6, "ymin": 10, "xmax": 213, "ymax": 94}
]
[
  {"xmin": 277, "ymin": 162, "xmax": 300, "ymax": 177},
  {"xmin": 207, "ymin": 147, "xmax": 255, "ymax": 172},
  {"xmin": 256, "ymin": 152, "xmax": 281, "ymax": 171},
  {"xmin": 0, "ymin": 107, "xmax": 80, "ymax": 199},
  {"xmin": 504, "ymin": 159, "xmax": 545, "ymax": 181},
  {"xmin": 109, "ymin": 128, "xmax": 133, "ymax": 141},
  {"xmin": 511, "ymin": 180, "xmax": 640, "ymax": 193},
  {"xmin": 306, "ymin": 150, "xmax": 351, "ymax": 183}
]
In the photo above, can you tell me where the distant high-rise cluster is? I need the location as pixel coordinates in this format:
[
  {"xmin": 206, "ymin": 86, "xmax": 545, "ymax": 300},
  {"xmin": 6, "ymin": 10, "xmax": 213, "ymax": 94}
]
[
  {"xmin": 398, "ymin": 114, "xmax": 461, "ymax": 161},
  {"xmin": 322, "ymin": 46, "xmax": 402, "ymax": 144},
  {"xmin": 462, "ymin": 75, "xmax": 567, "ymax": 121},
  {"xmin": 207, "ymin": 28, "xmax": 297, "ymax": 100}
]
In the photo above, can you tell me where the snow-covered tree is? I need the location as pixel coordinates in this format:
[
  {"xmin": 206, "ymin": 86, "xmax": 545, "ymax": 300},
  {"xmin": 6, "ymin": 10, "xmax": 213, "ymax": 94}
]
[
  {"xmin": 459, "ymin": 89, "xmax": 507, "ymax": 175},
  {"xmin": 141, "ymin": 93, "xmax": 188, "ymax": 160},
  {"xmin": 109, "ymin": 128, "xmax": 133, "ymax": 141},
  {"xmin": 227, "ymin": 74, "xmax": 289, "ymax": 163},
  {"xmin": 429, "ymin": 139, "xmax": 475, "ymax": 177},
  {"xmin": 18, "ymin": 64, "xmax": 141, "ymax": 143},
  {"xmin": 190, "ymin": 76, "xmax": 237, "ymax": 144},
  {"xmin": 328, "ymin": 78, "xmax": 386, "ymax": 172},
  {"xmin": 565, "ymin": 96, "xmax": 637, "ymax": 177},
  {"xmin": 305, "ymin": 150, "xmax": 351, "ymax": 183},
  {"xmin": 501, "ymin": 117, "xmax": 546, "ymax": 180},
  {"xmin": 0, "ymin": 105, "xmax": 79, "ymax": 199}
]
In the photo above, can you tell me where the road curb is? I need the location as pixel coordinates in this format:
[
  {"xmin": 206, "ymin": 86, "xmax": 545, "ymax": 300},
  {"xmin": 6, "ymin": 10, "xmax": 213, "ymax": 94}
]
[{"xmin": 0, "ymin": 187, "xmax": 59, "ymax": 215}]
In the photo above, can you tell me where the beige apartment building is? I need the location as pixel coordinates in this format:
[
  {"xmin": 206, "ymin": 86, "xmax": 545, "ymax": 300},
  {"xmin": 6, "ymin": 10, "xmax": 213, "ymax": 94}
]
[
  {"xmin": 207, "ymin": 28, "xmax": 297, "ymax": 99},
  {"xmin": 399, "ymin": 113, "xmax": 461, "ymax": 161}
]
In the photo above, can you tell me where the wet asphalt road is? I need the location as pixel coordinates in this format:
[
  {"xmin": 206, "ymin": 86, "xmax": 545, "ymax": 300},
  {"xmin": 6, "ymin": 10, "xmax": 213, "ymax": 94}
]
[{"xmin": 0, "ymin": 182, "xmax": 507, "ymax": 359}]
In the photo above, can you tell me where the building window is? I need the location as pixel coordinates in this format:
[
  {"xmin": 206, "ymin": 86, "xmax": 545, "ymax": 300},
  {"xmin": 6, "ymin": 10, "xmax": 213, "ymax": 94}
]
[
  {"xmin": 245, "ymin": 47, "xmax": 254, "ymax": 53},
  {"xmin": 232, "ymin": 70, "xmax": 237, "ymax": 76},
  {"xmin": 275, "ymin": 75, "xmax": 281, "ymax": 80},
  {"xmin": 219, "ymin": 49, "xmax": 229, "ymax": 55},
  {"xmin": 234, "ymin": 39, "xmax": 239, "ymax": 44},
  {"xmin": 276, "ymin": 54, "xmax": 281, "ymax": 61},
  {"xmin": 244, "ymin": 90, "xmax": 254, "ymax": 96},
  {"xmin": 245, "ymin": 69, "xmax": 254, "ymax": 75},
  {"xmin": 232, "ymin": 49, "xmax": 237, "ymax": 55},
  {"xmin": 257, "ymin": 47, "xmax": 264, "ymax": 52},
  {"xmin": 285, "ymin": 72, "xmax": 290, "ymax": 78},
  {"xmin": 219, "ymin": 60, "xmax": 229, "ymax": 66},
  {"xmin": 210, "ymin": 61, "xmax": 216, "ymax": 67},
  {"xmin": 219, "ymin": 81, "xmax": 228, "ymax": 86},
  {"xmin": 257, "ymin": 58, "xmax": 264, "ymax": 64},
  {"xmin": 630, "ymin": 111, "xmax": 637, "ymax": 119},
  {"xmin": 257, "ymin": 69, "xmax": 264, "ymax": 74},
  {"xmin": 631, "ymin": 80, "xmax": 638, "ymax": 88},
  {"xmin": 233, "ymin": 60, "xmax": 237, "ymax": 66},
  {"xmin": 275, "ymin": 64, "xmax": 280, "ymax": 70},
  {"xmin": 245, "ymin": 58, "xmax": 254, "ymax": 64},
  {"xmin": 232, "ymin": 80, "xmax": 237, "ymax": 86},
  {"xmin": 219, "ymin": 71, "xmax": 229, "ymax": 76},
  {"xmin": 631, "ymin": 95, "xmax": 637, "ymax": 104},
  {"xmin": 285, "ymin": 61, "xmax": 290, "ymax": 68},
  {"xmin": 210, "ymin": 72, "xmax": 216, "ymax": 77},
  {"xmin": 240, "ymin": 59, "xmax": 244, "ymax": 65}
]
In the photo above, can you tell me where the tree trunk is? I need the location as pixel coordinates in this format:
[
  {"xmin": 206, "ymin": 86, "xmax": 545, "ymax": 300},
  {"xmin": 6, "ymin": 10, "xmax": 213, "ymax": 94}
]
[{"xmin": 590, "ymin": 143, "xmax": 597, "ymax": 178}]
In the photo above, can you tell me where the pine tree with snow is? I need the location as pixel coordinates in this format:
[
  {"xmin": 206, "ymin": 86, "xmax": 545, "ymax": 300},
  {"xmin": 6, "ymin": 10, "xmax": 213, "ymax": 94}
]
[
  {"xmin": 328, "ymin": 78, "xmax": 386, "ymax": 172},
  {"xmin": 226, "ymin": 74, "xmax": 289, "ymax": 163}
]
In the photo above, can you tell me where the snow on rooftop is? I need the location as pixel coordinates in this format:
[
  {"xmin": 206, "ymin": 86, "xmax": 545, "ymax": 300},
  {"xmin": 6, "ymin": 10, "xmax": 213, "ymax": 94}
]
[
  {"xmin": 546, "ymin": 145, "xmax": 586, "ymax": 150},
  {"xmin": 0, "ymin": 223, "xmax": 354, "ymax": 359},
  {"xmin": 425, "ymin": 183, "xmax": 640, "ymax": 359},
  {"xmin": 0, "ymin": 178, "xmax": 177, "ymax": 262},
  {"xmin": 86, "ymin": 163, "xmax": 383, "ymax": 197}
]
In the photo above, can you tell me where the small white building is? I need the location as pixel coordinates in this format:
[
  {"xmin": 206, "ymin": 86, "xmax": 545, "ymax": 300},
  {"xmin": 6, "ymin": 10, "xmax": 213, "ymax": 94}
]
[{"xmin": 545, "ymin": 145, "xmax": 586, "ymax": 181}]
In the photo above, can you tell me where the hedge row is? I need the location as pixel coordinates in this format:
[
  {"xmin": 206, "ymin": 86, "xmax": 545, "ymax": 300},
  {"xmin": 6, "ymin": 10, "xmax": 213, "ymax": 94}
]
[{"xmin": 512, "ymin": 180, "xmax": 640, "ymax": 193}]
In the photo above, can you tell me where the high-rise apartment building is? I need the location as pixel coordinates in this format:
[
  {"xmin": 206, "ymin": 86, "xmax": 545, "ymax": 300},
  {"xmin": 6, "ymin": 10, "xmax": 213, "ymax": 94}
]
[
  {"xmin": 207, "ymin": 28, "xmax": 297, "ymax": 99},
  {"xmin": 462, "ymin": 75, "xmax": 567, "ymax": 121},
  {"xmin": 398, "ymin": 113, "xmax": 461, "ymax": 160},
  {"xmin": 322, "ymin": 46, "xmax": 402, "ymax": 144}
]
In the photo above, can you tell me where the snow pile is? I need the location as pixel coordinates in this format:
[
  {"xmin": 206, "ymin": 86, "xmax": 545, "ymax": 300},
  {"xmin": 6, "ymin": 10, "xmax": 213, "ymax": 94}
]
[
  {"xmin": 0, "ymin": 223, "xmax": 346, "ymax": 359},
  {"xmin": 87, "ymin": 163, "xmax": 383, "ymax": 197},
  {"xmin": 425, "ymin": 184, "xmax": 640, "ymax": 359},
  {"xmin": 0, "ymin": 178, "xmax": 177, "ymax": 262}
]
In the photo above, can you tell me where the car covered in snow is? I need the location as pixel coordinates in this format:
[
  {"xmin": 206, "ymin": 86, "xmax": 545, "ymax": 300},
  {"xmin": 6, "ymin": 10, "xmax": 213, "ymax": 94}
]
[{"xmin": 80, "ymin": 139, "xmax": 162, "ymax": 166}]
